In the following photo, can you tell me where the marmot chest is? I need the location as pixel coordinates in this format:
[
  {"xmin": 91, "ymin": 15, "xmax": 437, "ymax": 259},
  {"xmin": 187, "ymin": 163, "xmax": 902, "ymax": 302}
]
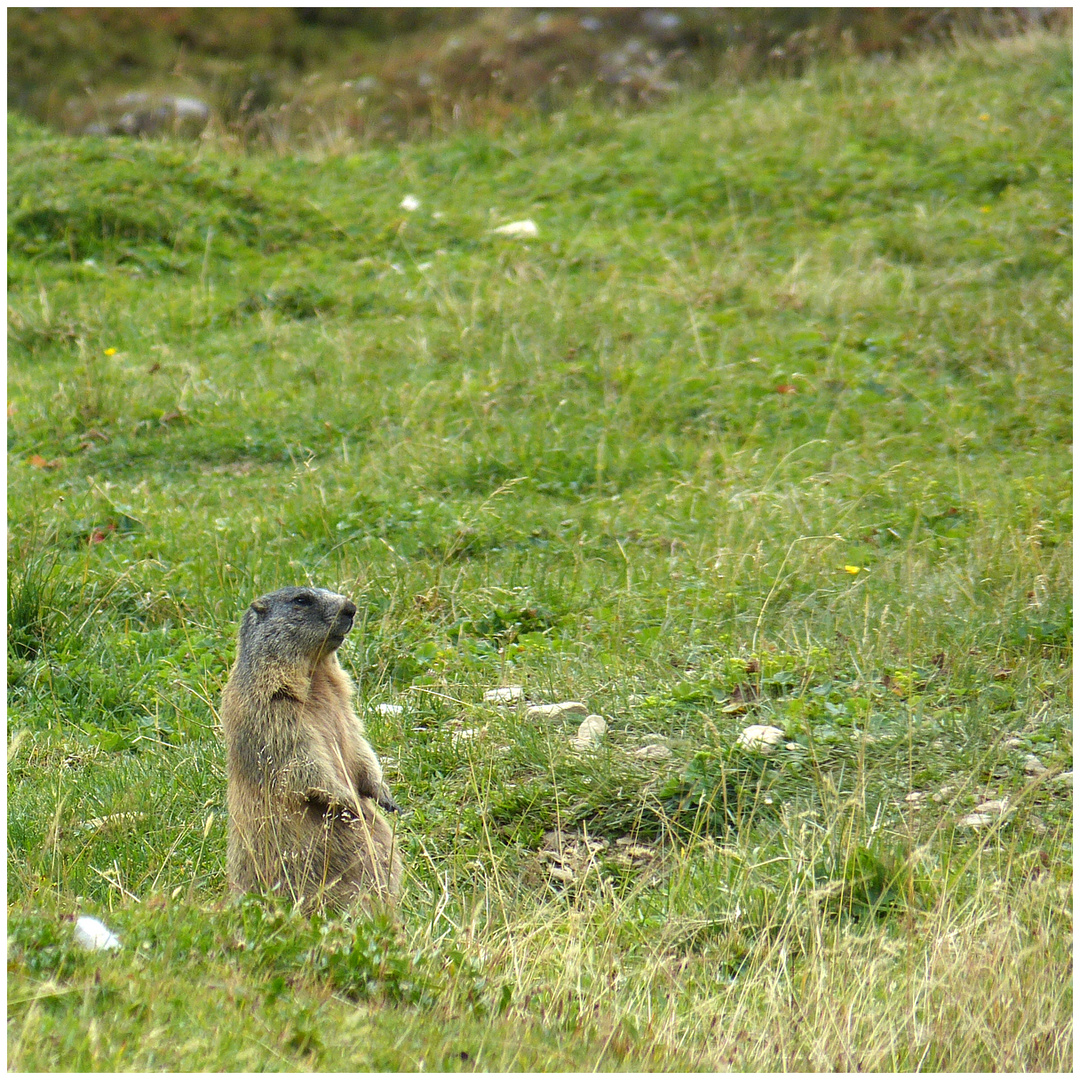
[{"xmin": 300, "ymin": 668, "xmax": 365, "ymax": 777}]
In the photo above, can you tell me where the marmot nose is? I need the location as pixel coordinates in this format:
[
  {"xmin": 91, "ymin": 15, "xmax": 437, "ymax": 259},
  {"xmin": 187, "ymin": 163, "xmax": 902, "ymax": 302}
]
[{"xmin": 341, "ymin": 600, "xmax": 357, "ymax": 619}]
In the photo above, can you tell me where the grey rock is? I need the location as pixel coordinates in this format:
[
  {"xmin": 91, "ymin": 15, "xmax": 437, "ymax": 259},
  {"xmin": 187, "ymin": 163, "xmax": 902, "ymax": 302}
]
[{"xmin": 1023, "ymin": 754, "xmax": 1048, "ymax": 776}]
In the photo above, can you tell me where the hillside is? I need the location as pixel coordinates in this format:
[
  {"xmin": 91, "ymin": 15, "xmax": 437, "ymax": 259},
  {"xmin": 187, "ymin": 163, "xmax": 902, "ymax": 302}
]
[{"xmin": 7, "ymin": 31, "xmax": 1072, "ymax": 1071}]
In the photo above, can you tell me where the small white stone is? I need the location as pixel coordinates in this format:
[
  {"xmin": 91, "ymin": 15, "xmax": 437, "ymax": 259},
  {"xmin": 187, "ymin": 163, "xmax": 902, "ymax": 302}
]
[
  {"xmin": 905, "ymin": 791, "xmax": 925, "ymax": 804},
  {"xmin": 737, "ymin": 724, "xmax": 785, "ymax": 752},
  {"xmin": 975, "ymin": 798, "xmax": 1010, "ymax": 814},
  {"xmin": 1050, "ymin": 770, "xmax": 1073, "ymax": 788},
  {"xmin": 1003, "ymin": 737, "xmax": 1025, "ymax": 750},
  {"xmin": 633, "ymin": 743, "xmax": 672, "ymax": 761},
  {"xmin": 1023, "ymin": 754, "xmax": 1047, "ymax": 776},
  {"xmin": 483, "ymin": 686, "xmax": 524, "ymax": 705},
  {"xmin": 376, "ymin": 703, "xmax": 404, "ymax": 717},
  {"xmin": 957, "ymin": 812, "xmax": 996, "ymax": 829},
  {"xmin": 451, "ymin": 727, "xmax": 484, "ymax": 746},
  {"xmin": 492, "ymin": 219, "xmax": 539, "ymax": 238},
  {"xmin": 400, "ymin": 194, "xmax": 420, "ymax": 211},
  {"xmin": 571, "ymin": 714, "xmax": 606, "ymax": 750},
  {"xmin": 526, "ymin": 702, "xmax": 588, "ymax": 721},
  {"xmin": 74, "ymin": 916, "xmax": 121, "ymax": 951}
]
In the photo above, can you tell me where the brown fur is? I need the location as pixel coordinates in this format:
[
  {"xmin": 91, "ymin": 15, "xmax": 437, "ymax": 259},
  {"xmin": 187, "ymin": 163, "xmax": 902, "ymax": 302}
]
[{"xmin": 221, "ymin": 586, "xmax": 402, "ymax": 911}]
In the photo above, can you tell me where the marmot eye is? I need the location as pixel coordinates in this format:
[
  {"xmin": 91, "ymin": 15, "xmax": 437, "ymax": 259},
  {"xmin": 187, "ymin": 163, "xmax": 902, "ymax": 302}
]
[{"xmin": 292, "ymin": 595, "xmax": 312, "ymax": 606}]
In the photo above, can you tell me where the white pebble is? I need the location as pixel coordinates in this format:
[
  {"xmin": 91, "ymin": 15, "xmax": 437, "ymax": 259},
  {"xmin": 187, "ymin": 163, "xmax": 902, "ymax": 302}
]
[
  {"xmin": 451, "ymin": 727, "xmax": 484, "ymax": 746},
  {"xmin": 957, "ymin": 812, "xmax": 996, "ymax": 829},
  {"xmin": 737, "ymin": 725, "xmax": 785, "ymax": 752},
  {"xmin": 526, "ymin": 702, "xmax": 588, "ymax": 721},
  {"xmin": 1023, "ymin": 754, "xmax": 1048, "ymax": 776},
  {"xmin": 376, "ymin": 703, "xmax": 404, "ymax": 717},
  {"xmin": 399, "ymin": 194, "xmax": 420, "ymax": 211},
  {"xmin": 634, "ymin": 743, "xmax": 672, "ymax": 761},
  {"xmin": 483, "ymin": 686, "xmax": 524, "ymax": 705},
  {"xmin": 571, "ymin": 714, "xmax": 606, "ymax": 750},
  {"xmin": 492, "ymin": 219, "xmax": 539, "ymax": 238},
  {"xmin": 74, "ymin": 916, "xmax": 121, "ymax": 951}
]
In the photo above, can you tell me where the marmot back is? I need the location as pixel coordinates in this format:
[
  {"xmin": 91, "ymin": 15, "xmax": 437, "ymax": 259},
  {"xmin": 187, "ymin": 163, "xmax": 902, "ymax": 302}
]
[{"xmin": 221, "ymin": 586, "xmax": 403, "ymax": 911}]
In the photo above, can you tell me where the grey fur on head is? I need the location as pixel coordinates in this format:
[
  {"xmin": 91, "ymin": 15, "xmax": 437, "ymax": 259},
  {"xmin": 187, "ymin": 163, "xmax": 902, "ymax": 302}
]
[{"xmin": 233, "ymin": 586, "xmax": 357, "ymax": 692}]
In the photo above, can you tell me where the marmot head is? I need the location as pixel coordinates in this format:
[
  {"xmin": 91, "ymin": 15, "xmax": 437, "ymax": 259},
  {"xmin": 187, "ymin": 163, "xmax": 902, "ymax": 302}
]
[{"xmin": 236, "ymin": 586, "xmax": 357, "ymax": 674}]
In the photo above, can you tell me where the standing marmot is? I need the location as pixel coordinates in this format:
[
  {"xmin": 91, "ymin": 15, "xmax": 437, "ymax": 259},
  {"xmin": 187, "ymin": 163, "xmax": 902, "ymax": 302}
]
[{"xmin": 221, "ymin": 586, "xmax": 403, "ymax": 911}]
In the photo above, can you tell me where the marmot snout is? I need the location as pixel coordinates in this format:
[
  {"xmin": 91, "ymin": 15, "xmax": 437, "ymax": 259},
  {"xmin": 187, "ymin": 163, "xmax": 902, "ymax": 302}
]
[{"xmin": 221, "ymin": 585, "xmax": 403, "ymax": 911}]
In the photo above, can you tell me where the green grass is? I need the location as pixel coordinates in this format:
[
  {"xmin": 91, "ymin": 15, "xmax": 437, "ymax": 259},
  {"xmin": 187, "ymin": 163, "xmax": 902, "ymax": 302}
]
[{"xmin": 8, "ymin": 31, "xmax": 1072, "ymax": 1071}]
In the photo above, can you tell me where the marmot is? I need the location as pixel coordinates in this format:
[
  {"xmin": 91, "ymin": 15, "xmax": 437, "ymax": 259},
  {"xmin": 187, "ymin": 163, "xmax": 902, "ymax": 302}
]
[{"xmin": 221, "ymin": 586, "xmax": 403, "ymax": 911}]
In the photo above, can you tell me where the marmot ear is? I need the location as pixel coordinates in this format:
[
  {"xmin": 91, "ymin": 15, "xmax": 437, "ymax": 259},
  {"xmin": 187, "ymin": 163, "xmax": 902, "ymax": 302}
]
[{"xmin": 251, "ymin": 599, "xmax": 268, "ymax": 617}]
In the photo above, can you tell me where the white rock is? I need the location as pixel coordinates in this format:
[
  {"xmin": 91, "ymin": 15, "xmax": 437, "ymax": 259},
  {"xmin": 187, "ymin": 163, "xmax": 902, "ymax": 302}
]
[
  {"xmin": 1003, "ymin": 737, "xmax": 1025, "ymax": 750},
  {"xmin": 376, "ymin": 703, "xmax": 404, "ymax": 717},
  {"xmin": 1023, "ymin": 755, "xmax": 1047, "ymax": 776},
  {"xmin": 571, "ymin": 714, "xmax": 606, "ymax": 750},
  {"xmin": 400, "ymin": 194, "xmax": 420, "ymax": 212},
  {"xmin": 483, "ymin": 686, "xmax": 524, "ymax": 705},
  {"xmin": 904, "ymin": 791, "xmax": 925, "ymax": 804},
  {"xmin": 492, "ymin": 219, "xmax": 539, "ymax": 238},
  {"xmin": 451, "ymin": 727, "xmax": 484, "ymax": 746},
  {"xmin": 957, "ymin": 812, "xmax": 997, "ymax": 829},
  {"xmin": 634, "ymin": 743, "xmax": 672, "ymax": 761},
  {"xmin": 526, "ymin": 702, "xmax": 588, "ymax": 721},
  {"xmin": 975, "ymin": 798, "xmax": 1010, "ymax": 814},
  {"xmin": 74, "ymin": 916, "xmax": 121, "ymax": 951},
  {"xmin": 1050, "ymin": 770, "xmax": 1073, "ymax": 788},
  {"xmin": 737, "ymin": 724, "xmax": 786, "ymax": 752}
]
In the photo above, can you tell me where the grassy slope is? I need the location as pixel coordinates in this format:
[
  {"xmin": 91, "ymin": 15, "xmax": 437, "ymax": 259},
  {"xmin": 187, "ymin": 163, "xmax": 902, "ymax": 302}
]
[{"xmin": 7, "ymin": 33, "xmax": 1072, "ymax": 1071}]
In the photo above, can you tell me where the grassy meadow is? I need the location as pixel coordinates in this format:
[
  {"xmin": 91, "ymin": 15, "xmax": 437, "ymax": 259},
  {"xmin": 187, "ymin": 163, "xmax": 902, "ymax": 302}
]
[{"xmin": 7, "ymin": 30, "xmax": 1072, "ymax": 1071}]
